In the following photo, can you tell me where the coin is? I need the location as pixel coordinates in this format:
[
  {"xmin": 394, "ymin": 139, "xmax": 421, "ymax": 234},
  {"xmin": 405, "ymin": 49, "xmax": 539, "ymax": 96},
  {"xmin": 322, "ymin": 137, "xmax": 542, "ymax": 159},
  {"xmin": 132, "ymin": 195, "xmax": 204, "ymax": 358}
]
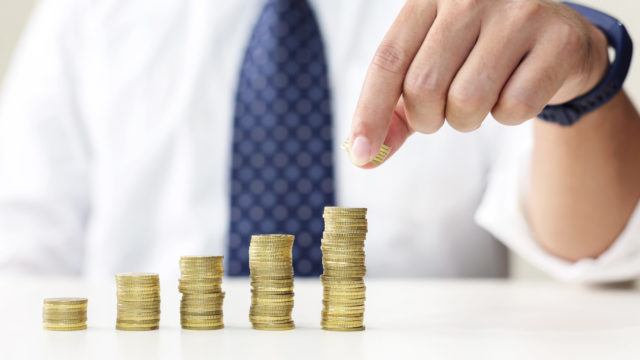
[{"xmin": 43, "ymin": 323, "xmax": 88, "ymax": 331}]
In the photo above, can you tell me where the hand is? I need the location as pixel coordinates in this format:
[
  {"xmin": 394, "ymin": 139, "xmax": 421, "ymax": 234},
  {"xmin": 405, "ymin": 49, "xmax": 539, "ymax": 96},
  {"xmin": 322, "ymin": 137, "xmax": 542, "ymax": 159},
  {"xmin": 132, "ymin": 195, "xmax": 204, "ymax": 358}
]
[{"xmin": 348, "ymin": 0, "xmax": 609, "ymax": 167}]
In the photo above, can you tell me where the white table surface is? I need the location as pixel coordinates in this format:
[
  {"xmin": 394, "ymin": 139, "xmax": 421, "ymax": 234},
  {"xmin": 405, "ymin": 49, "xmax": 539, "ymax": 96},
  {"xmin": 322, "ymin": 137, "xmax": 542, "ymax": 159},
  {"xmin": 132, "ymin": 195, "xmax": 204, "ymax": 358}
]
[{"xmin": 2, "ymin": 276, "xmax": 640, "ymax": 360}]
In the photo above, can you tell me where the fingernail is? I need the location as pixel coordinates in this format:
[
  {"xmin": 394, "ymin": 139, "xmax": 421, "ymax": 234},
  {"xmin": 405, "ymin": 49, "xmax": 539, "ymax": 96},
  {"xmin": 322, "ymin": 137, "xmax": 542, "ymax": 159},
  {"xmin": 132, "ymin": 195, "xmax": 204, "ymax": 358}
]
[{"xmin": 350, "ymin": 136, "xmax": 372, "ymax": 166}]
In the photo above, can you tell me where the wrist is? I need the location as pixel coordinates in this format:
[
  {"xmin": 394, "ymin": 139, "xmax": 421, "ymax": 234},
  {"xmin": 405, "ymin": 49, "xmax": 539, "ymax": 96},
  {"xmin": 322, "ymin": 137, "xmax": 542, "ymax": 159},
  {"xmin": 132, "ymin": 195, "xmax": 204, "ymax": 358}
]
[
  {"xmin": 539, "ymin": 2, "xmax": 633, "ymax": 126},
  {"xmin": 553, "ymin": 24, "xmax": 609, "ymax": 105},
  {"xmin": 579, "ymin": 25, "xmax": 610, "ymax": 98}
]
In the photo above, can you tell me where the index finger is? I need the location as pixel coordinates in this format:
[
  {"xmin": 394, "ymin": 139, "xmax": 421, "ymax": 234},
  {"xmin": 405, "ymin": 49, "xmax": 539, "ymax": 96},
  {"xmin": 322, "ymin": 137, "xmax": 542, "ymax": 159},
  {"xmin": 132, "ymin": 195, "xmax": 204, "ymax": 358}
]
[{"xmin": 348, "ymin": 0, "xmax": 436, "ymax": 166}]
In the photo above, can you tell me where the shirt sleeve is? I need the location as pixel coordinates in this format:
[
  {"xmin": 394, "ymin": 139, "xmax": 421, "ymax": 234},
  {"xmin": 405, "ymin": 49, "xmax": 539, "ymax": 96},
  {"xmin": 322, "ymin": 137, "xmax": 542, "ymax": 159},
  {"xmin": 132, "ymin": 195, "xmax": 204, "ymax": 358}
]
[
  {"xmin": 475, "ymin": 119, "xmax": 640, "ymax": 283},
  {"xmin": 0, "ymin": 0, "xmax": 90, "ymax": 275}
]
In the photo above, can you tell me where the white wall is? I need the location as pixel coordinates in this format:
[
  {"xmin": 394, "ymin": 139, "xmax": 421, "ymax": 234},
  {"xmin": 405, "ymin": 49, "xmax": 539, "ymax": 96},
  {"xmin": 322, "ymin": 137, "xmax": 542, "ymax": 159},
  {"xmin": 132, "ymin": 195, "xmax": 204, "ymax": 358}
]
[{"xmin": 0, "ymin": 1, "xmax": 638, "ymax": 279}]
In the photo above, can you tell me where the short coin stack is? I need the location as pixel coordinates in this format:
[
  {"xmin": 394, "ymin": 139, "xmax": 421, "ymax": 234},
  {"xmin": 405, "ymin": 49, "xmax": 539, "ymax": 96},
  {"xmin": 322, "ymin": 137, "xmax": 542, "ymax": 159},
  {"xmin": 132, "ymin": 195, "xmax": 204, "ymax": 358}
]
[
  {"xmin": 321, "ymin": 207, "xmax": 367, "ymax": 331},
  {"xmin": 178, "ymin": 256, "xmax": 225, "ymax": 330},
  {"xmin": 42, "ymin": 297, "xmax": 88, "ymax": 331},
  {"xmin": 115, "ymin": 273, "xmax": 161, "ymax": 331},
  {"xmin": 249, "ymin": 234, "xmax": 295, "ymax": 330}
]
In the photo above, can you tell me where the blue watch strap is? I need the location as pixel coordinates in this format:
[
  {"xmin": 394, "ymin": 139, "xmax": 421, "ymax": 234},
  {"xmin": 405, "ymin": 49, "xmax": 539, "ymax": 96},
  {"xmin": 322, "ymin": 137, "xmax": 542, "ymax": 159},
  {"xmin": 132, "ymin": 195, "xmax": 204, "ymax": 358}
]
[{"xmin": 538, "ymin": 2, "xmax": 633, "ymax": 126}]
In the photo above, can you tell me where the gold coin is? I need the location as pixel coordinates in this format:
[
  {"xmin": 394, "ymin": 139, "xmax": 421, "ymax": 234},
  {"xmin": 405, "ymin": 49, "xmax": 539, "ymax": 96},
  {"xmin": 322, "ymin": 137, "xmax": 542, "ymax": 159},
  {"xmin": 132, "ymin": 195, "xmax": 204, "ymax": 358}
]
[
  {"xmin": 322, "ymin": 234, "xmax": 367, "ymax": 240},
  {"xmin": 179, "ymin": 279, "xmax": 222, "ymax": 287},
  {"xmin": 250, "ymin": 309, "xmax": 294, "ymax": 316},
  {"xmin": 116, "ymin": 293, "xmax": 161, "ymax": 300},
  {"xmin": 181, "ymin": 317, "xmax": 224, "ymax": 323},
  {"xmin": 43, "ymin": 308, "xmax": 87, "ymax": 315},
  {"xmin": 43, "ymin": 297, "xmax": 88, "ymax": 305},
  {"xmin": 42, "ymin": 306, "xmax": 88, "ymax": 313},
  {"xmin": 116, "ymin": 324, "xmax": 159, "ymax": 331},
  {"xmin": 180, "ymin": 303, "xmax": 223, "ymax": 309},
  {"xmin": 116, "ymin": 272, "xmax": 159, "ymax": 279},
  {"xmin": 370, "ymin": 144, "xmax": 391, "ymax": 164},
  {"xmin": 181, "ymin": 297, "xmax": 225, "ymax": 304},
  {"xmin": 323, "ymin": 295, "xmax": 366, "ymax": 302},
  {"xmin": 322, "ymin": 303, "xmax": 365, "ymax": 309},
  {"xmin": 322, "ymin": 307, "xmax": 365, "ymax": 313},
  {"xmin": 116, "ymin": 291, "xmax": 160, "ymax": 297},
  {"xmin": 44, "ymin": 323, "xmax": 87, "ymax": 331},
  {"xmin": 180, "ymin": 313, "xmax": 223, "ymax": 319},
  {"xmin": 181, "ymin": 292, "xmax": 225, "ymax": 298},
  {"xmin": 321, "ymin": 238, "xmax": 366, "ymax": 244},
  {"xmin": 323, "ymin": 206, "xmax": 367, "ymax": 213},
  {"xmin": 252, "ymin": 323, "xmax": 295, "ymax": 331},
  {"xmin": 322, "ymin": 325, "xmax": 365, "ymax": 332},
  {"xmin": 250, "ymin": 317, "xmax": 293, "ymax": 323},
  {"xmin": 43, "ymin": 316, "xmax": 88, "ymax": 323},
  {"xmin": 321, "ymin": 248, "xmax": 365, "ymax": 254},
  {"xmin": 180, "ymin": 255, "xmax": 224, "ymax": 262},
  {"xmin": 323, "ymin": 225, "xmax": 368, "ymax": 231},
  {"xmin": 181, "ymin": 323, "xmax": 224, "ymax": 328},
  {"xmin": 182, "ymin": 324, "xmax": 224, "ymax": 330}
]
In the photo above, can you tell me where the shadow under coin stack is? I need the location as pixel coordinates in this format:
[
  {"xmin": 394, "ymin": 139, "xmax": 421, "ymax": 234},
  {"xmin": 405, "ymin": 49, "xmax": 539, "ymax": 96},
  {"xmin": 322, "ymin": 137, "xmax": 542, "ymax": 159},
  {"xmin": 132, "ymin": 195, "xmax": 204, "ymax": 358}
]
[
  {"xmin": 115, "ymin": 273, "xmax": 161, "ymax": 331},
  {"xmin": 249, "ymin": 234, "xmax": 295, "ymax": 330},
  {"xmin": 178, "ymin": 256, "xmax": 225, "ymax": 330},
  {"xmin": 321, "ymin": 207, "xmax": 367, "ymax": 331},
  {"xmin": 42, "ymin": 297, "xmax": 88, "ymax": 331}
]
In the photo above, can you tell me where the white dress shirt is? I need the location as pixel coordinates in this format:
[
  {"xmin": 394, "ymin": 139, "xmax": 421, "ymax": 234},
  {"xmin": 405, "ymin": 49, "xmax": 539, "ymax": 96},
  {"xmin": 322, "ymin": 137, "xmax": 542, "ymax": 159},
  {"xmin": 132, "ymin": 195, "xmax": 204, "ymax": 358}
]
[{"xmin": 1, "ymin": 0, "xmax": 639, "ymax": 281}]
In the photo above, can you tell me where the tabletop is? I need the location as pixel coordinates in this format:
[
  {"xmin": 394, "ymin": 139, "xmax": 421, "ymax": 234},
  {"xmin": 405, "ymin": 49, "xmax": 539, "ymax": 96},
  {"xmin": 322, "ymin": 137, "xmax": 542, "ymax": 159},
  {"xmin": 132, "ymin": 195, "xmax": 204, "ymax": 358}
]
[{"xmin": 1, "ymin": 275, "xmax": 640, "ymax": 360}]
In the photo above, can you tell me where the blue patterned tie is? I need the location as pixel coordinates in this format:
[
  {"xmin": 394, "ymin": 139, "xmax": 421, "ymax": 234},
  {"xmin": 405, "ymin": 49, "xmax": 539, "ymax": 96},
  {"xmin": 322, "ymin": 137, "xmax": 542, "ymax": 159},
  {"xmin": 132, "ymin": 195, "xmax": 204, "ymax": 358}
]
[{"xmin": 227, "ymin": 0, "xmax": 335, "ymax": 276}]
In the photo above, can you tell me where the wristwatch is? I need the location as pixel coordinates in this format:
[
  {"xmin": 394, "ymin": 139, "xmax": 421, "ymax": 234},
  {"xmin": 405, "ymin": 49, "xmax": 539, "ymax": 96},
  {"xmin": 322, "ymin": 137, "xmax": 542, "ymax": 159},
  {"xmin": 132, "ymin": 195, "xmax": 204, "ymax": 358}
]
[{"xmin": 538, "ymin": 2, "xmax": 633, "ymax": 126}]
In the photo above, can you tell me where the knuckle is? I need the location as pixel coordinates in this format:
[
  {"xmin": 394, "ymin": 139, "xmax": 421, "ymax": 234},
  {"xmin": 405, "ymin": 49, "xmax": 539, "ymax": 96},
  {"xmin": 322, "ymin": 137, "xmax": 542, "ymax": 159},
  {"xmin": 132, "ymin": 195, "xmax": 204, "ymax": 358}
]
[
  {"xmin": 508, "ymin": 0, "xmax": 544, "ymax": 22},
  {"xmin": 372, "ymin": 43, "xmax": 408, "ymax": 74},
  {"xmin": 494, "ymin": 92, "xmax": 539, "ymax": 124},
  {"xmin": 553, "ymin": 22, "xmax": 585, "ymax": 51},
  {"xmin": 447, "ymin": 83, "xmax": 487, "ymax": 112},
  {"xmin": 402, "ymin": 68, "xmax": 448, "ymax": 134},
  {"xmin": 403, "ymin": 69, "xmax": 447, "ymax": 102},
  {"xmin": 452, "ymin": 0, "xmax": 484, "ymax": 13},
  {"xmin": 445, "ymin": 81, "xmax": 492, "ymax": 132}
]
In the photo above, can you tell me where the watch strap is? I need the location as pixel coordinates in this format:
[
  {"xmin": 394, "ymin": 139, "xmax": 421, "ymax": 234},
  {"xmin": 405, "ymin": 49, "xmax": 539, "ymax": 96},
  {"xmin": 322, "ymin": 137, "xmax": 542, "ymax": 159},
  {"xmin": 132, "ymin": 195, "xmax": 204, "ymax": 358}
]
[{"xmin": 538, "ymin": 2, "xmax": 633, "ymax": 126}]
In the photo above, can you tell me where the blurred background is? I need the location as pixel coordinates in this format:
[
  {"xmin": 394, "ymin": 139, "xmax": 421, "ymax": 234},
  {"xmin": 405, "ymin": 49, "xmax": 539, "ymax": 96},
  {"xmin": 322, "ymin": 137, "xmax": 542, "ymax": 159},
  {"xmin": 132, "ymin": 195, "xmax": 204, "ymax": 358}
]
[{"xmin": 1, "ymin": 0, "xmax": 638, "ymax": 280}]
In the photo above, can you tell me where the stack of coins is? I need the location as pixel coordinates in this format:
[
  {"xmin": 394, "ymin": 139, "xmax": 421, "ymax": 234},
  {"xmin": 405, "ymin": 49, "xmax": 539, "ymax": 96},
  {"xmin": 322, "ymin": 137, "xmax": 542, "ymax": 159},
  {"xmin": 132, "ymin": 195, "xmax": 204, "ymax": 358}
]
[
  {"xmin": 178, "ymin": 256, "xmax": 225, "ymax": 330},
  {"xmin": 115, "ymin": 273, "xmax": 161, "ymax": 331},
  {"xmin": 321, "ymin": 207, "xmax": 367, "ymax": 331},
  {"xmin": 249, "ymin": 234, "xmax": 295, "ymax": 330},
  {"xmin": 42, "ymin": 297, "xmax": 88, "ymax": 331}
]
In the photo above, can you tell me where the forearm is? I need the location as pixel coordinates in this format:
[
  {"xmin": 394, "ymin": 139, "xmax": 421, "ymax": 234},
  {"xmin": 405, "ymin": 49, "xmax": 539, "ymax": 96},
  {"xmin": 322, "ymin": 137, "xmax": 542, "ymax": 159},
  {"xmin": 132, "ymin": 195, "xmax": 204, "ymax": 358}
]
[{"xmin": 528, "ymin": 91, "xmax": 640, "ymax": 261}]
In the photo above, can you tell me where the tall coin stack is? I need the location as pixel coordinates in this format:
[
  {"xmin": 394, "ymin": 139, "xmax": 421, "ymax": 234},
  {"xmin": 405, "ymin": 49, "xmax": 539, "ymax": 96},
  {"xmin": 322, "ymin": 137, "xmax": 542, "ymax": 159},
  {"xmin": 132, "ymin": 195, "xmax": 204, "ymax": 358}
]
[
  {"xmin": 178, "ymin": 256, "xmax": 225, "ymax": 330},
  {"xmin": 249, "ymin": 234, "xmax": 295, "ymax": 330},
  {"xmin": 115, "ymin": 273, "xmax": 161, "ymax": 331},
  {"xmin": 321, "ymin": 207, "xmax": 367, "ymax": 331},
  {"xmin": 42, "ymin": 297, "xmax": 88, "ymax": 331}
]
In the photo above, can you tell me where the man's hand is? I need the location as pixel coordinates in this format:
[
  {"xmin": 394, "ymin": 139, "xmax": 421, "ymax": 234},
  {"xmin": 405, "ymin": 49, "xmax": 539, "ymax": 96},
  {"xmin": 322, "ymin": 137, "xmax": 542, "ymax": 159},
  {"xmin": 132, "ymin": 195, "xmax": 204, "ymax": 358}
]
[{"xmin": 348, "ymin": 0, "xmax": 609, "ymax": 167}]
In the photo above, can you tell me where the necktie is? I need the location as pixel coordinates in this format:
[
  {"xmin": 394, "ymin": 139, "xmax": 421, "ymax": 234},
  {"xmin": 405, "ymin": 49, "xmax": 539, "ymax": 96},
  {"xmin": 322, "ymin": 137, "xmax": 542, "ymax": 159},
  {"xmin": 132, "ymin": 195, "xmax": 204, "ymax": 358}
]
[{"xmin": 228, "ymin": 0, "xmax": 335, "ymax": 276}]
